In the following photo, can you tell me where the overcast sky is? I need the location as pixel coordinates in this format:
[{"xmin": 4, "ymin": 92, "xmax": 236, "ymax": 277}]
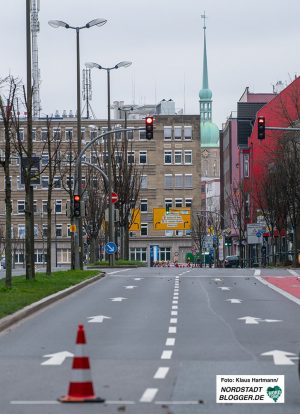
[{"xmin": 1, "ymin": 0, "xmax": 299, "ymax": 128}]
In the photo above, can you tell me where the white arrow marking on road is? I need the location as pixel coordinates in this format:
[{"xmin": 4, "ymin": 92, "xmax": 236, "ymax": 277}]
[
  {"xmin": 261, "ymin": 350, "xmax": 299, "ymax": 365},
  {"xmin": 87, "ymin": 315, "xmax": 111, "ymax": 323},
  {"xmin": 41, "ymin": 351, "xmax": 73, "ymax": 366},
  {"xmin": 214, "ymin": 278, "xmax": 222, "ymax": 281},
  {"xmin": 238, "ymin": 316, "xmax": 261, "ymax": 324},
  {"xmin": 123, "ymin": 285, "xmax": 137, "ymax": 289},
  {"xmin": 238, "ymin": 317, "xmax": 282, "ymax": 324},
  {"xmin": 226, "ymin": 299, "xmax": 243, "ymax": 304},
  {"xmin": 218, "ymin": 287, "xmax": 231, "ymax": 291},
  {"xmin": 109, "ymin": 297, "xmax": 127, "ymax": 302}
]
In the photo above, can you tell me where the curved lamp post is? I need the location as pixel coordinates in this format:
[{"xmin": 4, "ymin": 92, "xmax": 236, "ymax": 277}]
[
  {"xmin": 48, "ymin": 18, "xmax": 107, "ymax": 270},
  {"xmin": 85, "ymin": 61, "xmax": 132, "ymax": 265}
]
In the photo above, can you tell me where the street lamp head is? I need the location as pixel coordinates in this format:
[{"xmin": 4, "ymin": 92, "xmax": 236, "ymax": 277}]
[
  {"xmin": 115, "ymin": 61, "xmax": 132, "ymax": 69},
  {"xmin": 48, "ymin": 20, "xmax": 69, "ymax": 29},
  {"xmin": 85, "ymin": 62, "xmax": 102, "ymax": 70},
  {"xmin": 86, "ymin": 18, "xmax": 107, "ymax": 28}
]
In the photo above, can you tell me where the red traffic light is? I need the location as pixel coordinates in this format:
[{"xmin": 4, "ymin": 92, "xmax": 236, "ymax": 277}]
[
  {"xmin": 74, "ymin": 194, "xmax": 80, "ymax": 202},
  {"xmin": 146, "ymin": 116, "xmax": 153, "ymax": 124},
  {"xmin": 257, "ymin": 116, "xmax": 265, "ymax": 140}
]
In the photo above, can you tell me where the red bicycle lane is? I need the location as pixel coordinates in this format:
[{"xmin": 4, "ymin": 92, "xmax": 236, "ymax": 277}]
[{"xmin": 263, "ymin": 275, "xmax": 300, "ymax": 299}]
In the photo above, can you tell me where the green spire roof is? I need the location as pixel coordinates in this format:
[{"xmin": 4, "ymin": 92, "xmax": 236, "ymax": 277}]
[{"xmin": 199, "ymin": 12, "xmax": 219, "ymax": 148}]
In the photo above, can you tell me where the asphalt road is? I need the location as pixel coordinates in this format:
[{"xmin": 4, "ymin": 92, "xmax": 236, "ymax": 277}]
[{"xmin": 0, "ymin": 267, "xmax": 300, "ymax": 413}]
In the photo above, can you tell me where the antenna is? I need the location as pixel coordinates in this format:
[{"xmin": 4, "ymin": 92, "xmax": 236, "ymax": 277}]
[
  {"xmin": 183, "ymin": 72, "xmax": 186, "ymax": 115},
  {"xmin": 82, "ymin": 68, "xmax": 95, "ymax": 119},
  {"xmin": 31, "ymin": 0, "xmax": 41, "ymax": 117}
]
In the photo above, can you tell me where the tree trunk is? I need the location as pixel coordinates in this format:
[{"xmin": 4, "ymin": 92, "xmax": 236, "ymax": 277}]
[
  {"xmin": 46, "ymin": 201, "xmax": 52, "ymax": 275},
  {"xmin": 5, "ymin": 175, "xmax": 12, "ymax": 288}
]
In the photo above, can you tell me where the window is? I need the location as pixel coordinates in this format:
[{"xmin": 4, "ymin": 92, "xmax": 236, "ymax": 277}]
[
  {"xmin": 41, "ymin": 153, "xmax": 49, "ymax": 166},
  {"xmin": 18, "ymin": 224, "xmax": 26, "ymax": 238},
  {"xmin": 67, "ymin": 225, "xmax": 72, "ymax": 237},
  {"xmin": 175, "ymin": 174, "xmax": 183, "ymax": 188},
  {"xmin": 185, "ymin": 198, "xmax": 192, "ymax": 207},
  {"xmin": 34, "ymin": 225, "xmax": 39, "ymax": 237},
  {"xmin": 245, "ymin": 193, "xmax": 250, "ymax": 218},
  {"xmin": 115, "ymin": 152, "xmax": 122, "ymax": 164},
  {"xmin": 56, "ymin": 224, "xmax": 62, "ymax": 238},
  {"xmin": 65, "ymin": 128, "xmax": 73, "ymax": 141},
  {"xmin": 174, "ymin": 150, "xmax": 182, "ymax": 164},
  {"xmin": 32, "ymin": 128, "xmax": 36, "ymax": 141},
  {"xmin": 17, "ymin": 200, "xmax": 25, "ymax": 214},
  {"xmin": 57, "ymin": 248, "xmax": 72, "ymax": 264},
  {"xmin": 114, "ymin": 129, "xmax": 122, "ymax": 141},
  {"xmin": 41, "ymin": 128, "xmax": 48, "ymax": 141},
  {"xmin": 139, "ymin": 151, "xmax": 147, "ymax": 164},
  {"xmin": 42, "ymin": 224, "xmax": 48, "ymax": 238},
  {"xmin": 175, "ymin": 198, "xmax": 183, "ymax": 207},
  {"xmin": 54, "ymin": 177, "xmax": 61, "ymax": 189},
  {"xmin": 175, "ymin": 230, "xmax": 183, "ymax": 237},
  {"xmin": 244, "ymin": 154, "xmax": 249, "ymax": 178},
  {"xmin": 164, "ymin": 126, "xmax": 172, "ymax": 140},
  {"xmin": 140, "ymin": 199, "xmax": 148, "ymax": 212},
  {"xmin": 55, "ymin": 200, "xmax": 62, "ymax": 214},
  {"xmin": 16, "ymin": 128, "xmax": 24, "ymax": 142},
  {"xmin": 141, "ymin": 223, "xmax": 148, "ymax": 236},
  {"xmin": 81, "ymin": 127, "xmax": 86, "ymax": 141},
  {"xmin": 130, "ymin": 247, "xmax": 147, "ymax": 262},
  {"xmin": 90, "ymin": 128, "xmax": 98, "ymax": 140},
  {"xmin": 17, "ymin": 176, "xmax": 24, "ymax": 190},
  {"xmin": 41, "ymin": 176, "xmax": 49, "ymax": 189},
  {"xmin": 141, "ymin": 175, "xmax": 148, "ymax": 189},
  {"xmin": 127, "ymin": 151, "xmax": 135, "ymax": 164},
  {"xmin": 42, "ymin": 201, "xmax": 48, "ymax": 214},
  {"xmin": 184, "ymin": 174, "xmax": 193, "ymax": 188},
  {"xmin": 174, "ymin": 126, "xmax": 182, "ymax": 140},
  {"xmin": 66, "ymin": 176, "xmax": 74, "ymax": 189},
  {"xmin": 184, "ymin": 150, "xmax": 192, "ymax": 164},
  {"xmin": 164, "ymin": 150, "xmax": 172, "ymax": 164},
  {"xmin": 184, "ymin": 126, "xmax": 192, "ymax": 140},
  {"xmin": 159, "ymin": 247, "xmax": 171, "ymax": 261},
  {"xmin": 53, "ymin": 128, "xmax": 61, "ymax": 141},
  {"xmin": 34, "ymin": 249, "xmax": 46, "ymax": 264},
  {"xmin": 164, "ymin": 174, "xmax": 173, "ymax": 189},
  {"xmin": 139, "ymin": 130, "xmax": 146, "ymax": 140},
  {"xmin": 14, "ymin": 251, "xmax": 24, "ymax": 264},
  {"xmin": 91, "ymin": 151, "xmax": 98, "ymax": 164},
  {"xmin": 33, "ymin": 200, "xmax": 37, "ymax": 213},
  {"xmin": 165, "ymin": 198, "xmax": 173, "ymax": 209},
  {"xmin": 126, "ymin": 130, "xmax": 133, "ymax": 140},
  {"xmin": 165, "ymin": 230, "xmax": 173, "ymax": 237}
]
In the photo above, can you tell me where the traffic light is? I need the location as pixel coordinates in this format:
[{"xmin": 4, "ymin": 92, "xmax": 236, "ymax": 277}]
[
  {"xmin": 145, "ymin": 116, "xmax": 154, "ymax": 140},
  {"xmin": 73, "ymin": 194, "xmax": 81, "ymax": 217},
  {"xmin": 224, "ymin": 236, "xmax": 232, "ymax": 246},
  {"xmin": 257, "ymin": 116, "xmax": 265, "ymax": 140},
  {"xmin": 166, "ymin": 205, "xmax": 170, "ymax": 215}
]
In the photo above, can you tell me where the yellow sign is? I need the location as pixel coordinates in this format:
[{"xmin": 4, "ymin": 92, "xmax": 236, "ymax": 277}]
[
  {"xmin": 129, "ymin": 208, "xmax": 141, "ymax": 231},
  {"xmin": 153, "ymin": 208, "xmax": 191, "ymax": 230},
  {"xmin": 70, "ymin": 224, "xmax": 77, "ymax": 232}
]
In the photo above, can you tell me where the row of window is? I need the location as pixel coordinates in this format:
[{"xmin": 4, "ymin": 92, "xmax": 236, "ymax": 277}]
[
  {"xmin": 14, "ymin": 248, "xmax": 72, "ymax": 264},
  {"xmin": 164, "ymin": 174, "xmax": 193, "ymax": 189},
  {"xmin": 9, "ymin": 223, "xmax": 76, "ymax": 239},
  {"xmin": 13, "ymin": 200, "xmax": 64, "ymax": 214},
  {"xmin": 164, "ymin": 150, "xmax": 192, "ymax": 165},
  {"xmin": 12, "ymin": 125, "xmax": 194, "ymax": 142},
  {"xmin": 139, "ymin": 197, "xmax": 192, "ymax": 212},
  {"xmin": 129, "ymin": 247, "xmax": 171, "ymax": 262}
]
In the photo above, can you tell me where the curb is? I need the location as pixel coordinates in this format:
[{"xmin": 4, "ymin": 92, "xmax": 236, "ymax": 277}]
[{"xmin": 0, "ymin": 273, "xmax": 104, "ymax": 333}]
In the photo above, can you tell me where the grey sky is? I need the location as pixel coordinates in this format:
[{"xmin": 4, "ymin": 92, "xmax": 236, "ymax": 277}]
[{"xmin": 1, "ymin": 0, "xmax": 299, "ymax": 127}]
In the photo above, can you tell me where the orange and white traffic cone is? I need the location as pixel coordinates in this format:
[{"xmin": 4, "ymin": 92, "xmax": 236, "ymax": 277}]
[{"xmin": 58, "ymin": 324, "xmax": 105, "ymax": 403}]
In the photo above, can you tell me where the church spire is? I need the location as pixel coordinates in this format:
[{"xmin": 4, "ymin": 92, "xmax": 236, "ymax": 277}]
[{"xmin": 199, "ymin": 12, "xmax": 212, "ymax": 122}]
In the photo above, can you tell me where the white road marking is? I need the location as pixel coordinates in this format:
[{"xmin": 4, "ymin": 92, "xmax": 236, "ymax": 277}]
[
  {"xmin": 41, "ymin": 351, "xmax": 73, "ymax": 366},
  {"xmin": 238, "ymin": 316, "xmax": 282, "ymax": 324},
  {"xmin": 107, "ymin": 269, "xmax": 131, "ymax": 275},
  {"xmin": 172, "ymin": 305, "xmax": 178, "ymax": 309},
  {"xmin": 134, "ymin": 278, "xmax": 144, "ymax": 280},
  {"xmin": 170, "ymin": 318, "xmax": 177, "ymax": 324},
  {"xmin": 225, "ymin": 299, "xmax": 242, "ymax": 304},
  {"xmin": 165, "ymin": 338, "xmax": 176, "ymax": 346},
  {"xmin": 87, "ymin": 315, "xmax": 111, "ymax": 323},
  {"xmin": 123, "ymin": 285, "xmax": 137, "ymax": 289},
  {"xmin": 154, "ymin": 367, "xmax": 169, "ymax": 379},
  {"xmin": 109, "ymin": 297, "xmax": 127, "ymax": 302},
  {"xmin": 218, "ymin": 287, "xmax": 231, "ymax": 291},
  {"xmin": 172, "ymin": 300, "xmax": 178, "ymax": 304},
  {"xmin": 214, "ymin": 278, "xmax": 222, "ymax": 281},
  {"xmin": 288, "ymin": 269, "xmax": 299, "ymax": 276},
  {"xmin": 261, "ymin": 350, "xmax": 299, "ymax": 365},
  {"xmin": 140, "ymin": 388, "xmax": 158, "ymax": 403},
  {"xmin": 168, "ymin": 326, "xmax": 177, "ymax": 334},
  {"xmin": 171, "ymin": 311, "xmax": 178, "ymax": 316},
  {"xmin": 161, "ymin": 350, "xmax": 173, "ymax": 359},
  {"xmin": 10, "ymin": 401, "xmax": 60, "ymax": 405},
  {"xmin": 254, "ymin": 269, "xmax": 261, "ymax": 276},
  {"xmin": 155, "ymin": 401, "xmax": 200, "ymax": 405},
  {"xmin": 178, "ymin": 270, "xmax": 191, "ymax": 276},
  {"xmin": 256, "ymin": 276, "xmax": 300, "ymax": 306}
]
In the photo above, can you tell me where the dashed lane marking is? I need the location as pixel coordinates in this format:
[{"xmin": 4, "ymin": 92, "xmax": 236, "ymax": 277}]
[
  {"xmin": 154, "ymin": 367, "xmax": 170, "ymax": 379},
  {"xmin": 140, "ymin": 388, "xmax": 158, "ymax": 403},
  {"xmin": 161, "ymin": 350, "xmax": 173, "ymax": 359},
  {"xmin": 165, "ymin": 338, "xmax": 176, "ymax": 346},
  {"xmin": 168, "ymin": 326, "xmax": 177, "ymax": 334}
]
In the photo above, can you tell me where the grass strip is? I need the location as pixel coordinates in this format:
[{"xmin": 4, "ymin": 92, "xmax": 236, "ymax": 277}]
[{"xmin": 0, "ymin": 270, "xmax": 100, "ymax": 319}]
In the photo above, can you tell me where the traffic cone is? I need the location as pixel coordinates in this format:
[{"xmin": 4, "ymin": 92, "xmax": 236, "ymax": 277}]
[{"xmin": 58, "ymin": 324, "xmax": 105, "ymax": 403}]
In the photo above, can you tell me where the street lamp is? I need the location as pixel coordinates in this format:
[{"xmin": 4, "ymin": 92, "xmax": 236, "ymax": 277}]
[
  {"xmin": 48, "ymin": 18, "xmax": 107, "ymax": 270},
  {"xmin": 85, "ymin": 61, "xmax": 132, "ymax": 266}
]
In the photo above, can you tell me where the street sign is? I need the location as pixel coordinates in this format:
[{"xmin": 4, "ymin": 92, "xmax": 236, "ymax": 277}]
[
  {"xmin": 153, "ymin": 207, "xmax": 191, "ymax": 230},
  {"xmin": 105, "ymin": 241, "xmax": 117, "ymax": 254},
  {"xmin": 70, "ymin": 224, "xmax": 77, "ymax": 232},
  {"xmin": 111, "ymin": 192, "xmax": 118, "ymax": 204}
]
